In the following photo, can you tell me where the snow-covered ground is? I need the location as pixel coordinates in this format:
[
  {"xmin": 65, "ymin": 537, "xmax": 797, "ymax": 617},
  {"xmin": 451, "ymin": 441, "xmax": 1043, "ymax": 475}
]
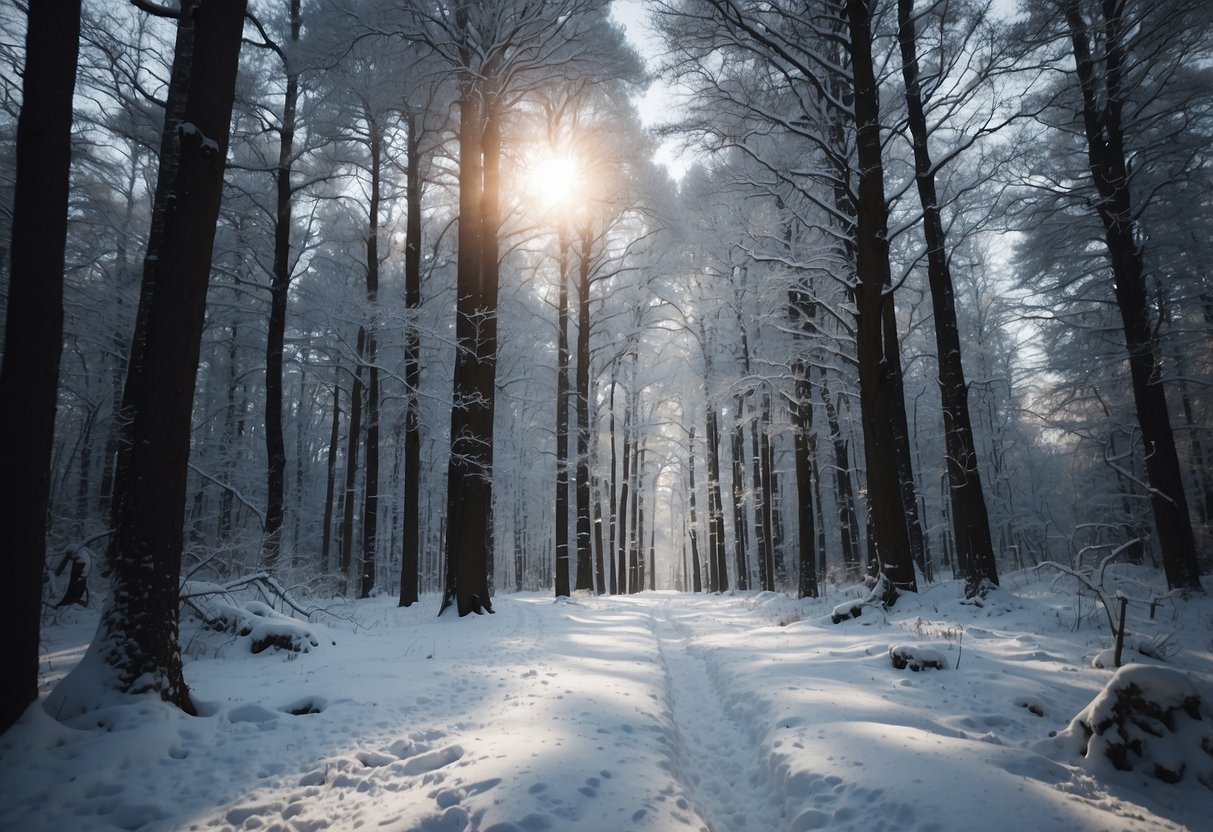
[{"xmin": 2, "ymin": 569, "xmax": 1211, "ymax": 831}]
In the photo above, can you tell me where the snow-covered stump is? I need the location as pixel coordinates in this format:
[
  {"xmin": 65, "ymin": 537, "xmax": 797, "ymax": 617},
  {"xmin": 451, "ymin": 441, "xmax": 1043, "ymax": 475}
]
[
  {"xmin": 1053, "ymin": 665, "xmax": 1213, "ymax": 788},
  {"xmin": 888, "ymin": 644, "xmax": 947, "ymax": 672}
]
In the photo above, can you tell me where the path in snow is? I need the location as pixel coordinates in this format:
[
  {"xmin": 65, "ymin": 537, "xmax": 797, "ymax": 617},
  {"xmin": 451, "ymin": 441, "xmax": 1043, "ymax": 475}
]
[
  {"xmin": 650, "ymin": 600, "xmax": 785, "ymax": 832},
  {"xmin": 4, "ymin": 582, "xmax": 1211, "ymax": 832}
]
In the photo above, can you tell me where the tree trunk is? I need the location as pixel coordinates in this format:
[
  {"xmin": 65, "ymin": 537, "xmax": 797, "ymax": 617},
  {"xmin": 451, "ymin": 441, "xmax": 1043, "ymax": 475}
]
[
  {"xmin": 54, "ymin": 0, "xmax": 246, "ymax": 717},
  {"xmin": 262, "ymin": 0, "xmax": 302, "ymax": 572},
  {"xmin": 635, "ymin": 446, "xmax": 647, "ymax": 593},
  {"xmin": 442, "ymin": 83, "xmax": 498, "ymax": 615},
  {"xmin": 0, "ymin": 0, "xmax": 81, "ymax": 734},
  {"xmin": 399, "ymin": 118, "xmax": 423, "ymax": 608},
  {"xmin": 607, "ymin": 365, "xmax": 619, "ymax": 594},
  {"xmin": 616, "ymin": 384, "xmax": 632, "ymax": 594},
  {"xmin": 731, "ymin": 396, "xmax": 750, "ymax": 591},
  {"xmin": 897, "ymin": 0, "xmax": 998, "ymax": 596},
  {"xmin": 339, "ymin": 328, "xmax": 366, "ymax": 595},
  {"xmin": 555, "ymin": 232, "xmax": 571, "ymax": 598},
  {"xmin": 792, "ymin": 361, "xmax": 818, "ymax": 598},
  {"xmin": 361, "ymin": 334, "xmax": 379, "ymax": 597},
  {"xmin": 628, "ymin": 423, "xmax": 642, "ymax": 593},
  {"xmin": 573, "ymin": 226, "xmax": 595, "ymax": 592},
  {"xmin": 1064, "ymin": 0, "xmax": 1201, "ymax": 591},
  {"xmin": 706, "ymin": 406, "xmax": 729, "ymax": 591},
  {"xmin": 687, "ymin": 426, "xmax": 703, "ymax": 593},
  {"xmin": 846, "ymin": 0, "xmax": 917, "ymax": 599},
  {"xmin": 360, "ymin": 120, "xmax": 383, "ymax": 599},
  {"xmin": 321, "ymin": 372, "xmax": 341, "ymax": 573},
  {"xmin": 752, "ymin": 410, "xmax": 770, "ymax": 591},
  {"xmin": 760, "ymin": 395, "xmax": 779, "ymax": 587}
]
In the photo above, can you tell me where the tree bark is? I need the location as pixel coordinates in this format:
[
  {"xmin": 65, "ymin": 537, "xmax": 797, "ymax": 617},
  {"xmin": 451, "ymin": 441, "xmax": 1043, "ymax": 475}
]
[
  {"xmin": 897, "ymin": 0, "xmax": 998, "ymax": 596},
  {"xmin": 555, "ymin": 232, "xmax": 572, "ymax": 598},
  {"xmin": 574, "ymin": 226, "xmax": 595, "ymax": 592},
  {"xmin": 1064, "ymin": 0, "xmax": 1201, "ymax": 590},
  {"xmin": 731, "ymin": 396, "xmax": 750, "ymax": 591},
  {"xmin": 846, "ymin": 0, "xmax": 917, "ymax": 599},
  {"xmin": 57, "ymin": 0, "xmax": 246, "ymax": 716},
  {"xmin": 321, "ymin": 372, "xmax": 341, "ymax": 572},
  {"xmin": 706, "ymin": 406, "xmax": 729, "ymax": 591},
  {"xmin": 687, "ymin": 425, "xmax": 703, "ymax": 593},
  {"xmin": 360, "ymin": 120, "xmax": 383, "ymax": 599},
  {"xmin": 339, "ymin": 328, "xmax": 366, "ymax": 595},
  {"xmin": 616, "ymin": 382, "xmax": 632, "ymax": 594},
  {"xmin": 262, "ymin": 0, "xmax": 302, "ymax": 572},
  {"xmin": 792, "ymin": 361, "xmax": 819, "ymax": 598},
  {"xmin": 441, "ymin": 72, "xmax": 498, "ymax": 615},
  {"xmin": 399, "ymin": 115, "xmax": 423, "ymax": 608},
  {"xmin": 0, "ymin": 0, "xmax": 81, "ymax": 734}
]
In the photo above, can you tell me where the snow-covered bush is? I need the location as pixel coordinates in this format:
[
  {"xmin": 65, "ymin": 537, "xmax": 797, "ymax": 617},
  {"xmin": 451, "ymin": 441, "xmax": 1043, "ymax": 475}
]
[
  {"xmin": 888, "ymin": 644, "xmax": 947, "ymax": 671},
  {"xmin": 182, "ymin": 578, "xmax": 320, "ymax": 655},
  {"xmin": 1051, "ymin": 665, "xmax": 1213, "ymax": 788}
]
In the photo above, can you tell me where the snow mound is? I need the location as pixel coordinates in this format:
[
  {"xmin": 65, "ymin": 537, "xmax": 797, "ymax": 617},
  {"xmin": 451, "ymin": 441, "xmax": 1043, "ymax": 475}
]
[
  {"xmin": 888, "ymin": 643, "xmax": 948, "ymax": 671},
  {"xmin": 1051, "ymin": 665, "xmax": 1213, "ymax": 788},
  {"xmin": 184, "ymin": 583, "xmax": 319, "ymax": 654}
]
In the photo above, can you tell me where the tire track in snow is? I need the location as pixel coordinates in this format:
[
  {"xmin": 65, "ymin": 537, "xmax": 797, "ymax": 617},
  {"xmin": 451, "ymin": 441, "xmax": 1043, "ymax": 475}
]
[{"xmin": 651, "ymin": 602, "xmax": 785, "ymax": 832}]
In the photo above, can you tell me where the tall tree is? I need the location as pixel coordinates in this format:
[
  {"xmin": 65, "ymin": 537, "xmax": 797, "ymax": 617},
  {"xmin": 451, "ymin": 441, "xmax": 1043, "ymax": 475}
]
[
  {"xmin": 0, "ymin": 0, "xmax": 82, "ymax": 735},
  {"xmin": 50, "ymin": 0, "xmax": 248, "ymax": 715},
  {"xmin": 1057, "ymin": 0, "xmax": 1202, "ymax": 591},
  {"xmin": 262, "ymin": 0, "xmax": 303, "ymax": 572},
  {"xmin": 896, "ymin": 0, "xmax": 998, "ymax": 596},
  {"xmin": 847, "ymin": 0, "xmax": 918, "ymax": 598}
]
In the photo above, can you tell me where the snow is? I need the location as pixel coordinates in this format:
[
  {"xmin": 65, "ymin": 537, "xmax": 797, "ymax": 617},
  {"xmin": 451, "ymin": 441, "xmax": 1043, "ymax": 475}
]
[{"xmin": 2, "ymin": 570, "xmax": 1211, "ymax": 831}]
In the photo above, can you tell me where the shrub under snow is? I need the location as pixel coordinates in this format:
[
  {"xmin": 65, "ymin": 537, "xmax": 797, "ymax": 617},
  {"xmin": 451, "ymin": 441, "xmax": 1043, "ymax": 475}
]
[{"xmin": 1051, "ymin": 665, "xmax": 1213, "ymax": 789}]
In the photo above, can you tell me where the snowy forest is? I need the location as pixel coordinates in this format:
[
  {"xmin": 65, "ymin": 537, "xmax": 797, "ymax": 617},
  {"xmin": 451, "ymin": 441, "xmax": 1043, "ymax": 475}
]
[{"xmin": 1, "ymin": 0, "xmax": 1212, "ymax": 830}]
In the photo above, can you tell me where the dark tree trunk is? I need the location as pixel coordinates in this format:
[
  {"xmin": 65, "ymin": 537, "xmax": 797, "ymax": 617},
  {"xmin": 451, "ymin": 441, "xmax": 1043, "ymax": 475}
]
[
  {"xmin": 442, "ymin": 84, "xmax": 498, "ymax": 615},
  {"xmin": 592, "ymin": 465, "xmax": 607, "ymax": 593},
  {"xmin": 574, "ymin": 226, "xmax": 595, "ymax": 592},
  {"xmin": 628, "ymin": 426, "xmax": 641, "ymax": 593},
  {"xmin": 731, "ymin": 397, "xmax": 750, "ymax": 591},
  {"xmin": 761, "ymin": 396, "xmax": 779, "ymax": 587},
  {"xmin": 1178, "ymin": 378, "xmax": 1213, "ymax": 526},
  {"xmin": 1064, "ymin": 0, "xmax": 1201, "ymax": 591},
  {"xmin": 607, "ymin": 366, "xmax": 619, "ymax": 594},
  {"xmin": 687, "ymin": 426, "xmax": 703, "ymax": 593},
  {"xmin": 292, "ymin": 374, "xmax": 306, "ymax": 563},
  {"xmin": 846, "ymin": 0, "xmax": 917, "ymax": 599},
  {"xmin": 262, "ymin": 0, "xmax": 302, "ymax": 572},
  {"xmin": 822, "ymin": 385, "xmax": 861, "ymax": 579},
  {"xmin": 60, "ymin": 0, "xmax": 246, "ymax": 716},
  {"xmin": 339, "ymin": 328, "xmax": 366, "ymax": 595},
  {"xmin": 792, "ymin": 361, "xmax": 819, "ymax": 598},
  {"xmin": 884, "ymin": 304, "xmax": 930, "ymax": 578},
  {"xmin": 897, "ymin": 0, "xmax": 998, "ymax": 596},
  {"xmin": 321, "ymin": 372, "xmax": 341, "ymax": 572},
  {"xmin": 812, "ymin": 436, "xmax": 829, "ymax": 580},
  {"xmin": 752, "ymin": 411, "xmax": 770, "ymax": 591},
  {"xmin": 555, "ymin": 232, "xmax": 571, "ymax": 598},
  {"xmin": 635, "ymin": 447, "xmax": 647, "ymax": 592},
  {"xmin": 400, "ymin": 118, "xmax": 423, "ymax": 608},
  {"xmin": 361, "ymin": 334, "xmax": 379, "ymax": 597},
  {"xmin": 616, "ymin": 386, "xmax": 632, "ymax": 594},
  {"xmin": 706, "ymin": 407, "xmax": 729, "ymax": 591},
  {"xmin": 0, "ymin": 0, "xmax": 81, "ymax": 735},
  {"xmin": 360, "ymin": 121, "xmax": 383, "ymax": 599}
]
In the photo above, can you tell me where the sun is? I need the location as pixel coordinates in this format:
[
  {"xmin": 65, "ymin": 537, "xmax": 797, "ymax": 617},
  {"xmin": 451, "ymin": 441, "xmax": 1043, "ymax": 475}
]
[{"xmin": 527, "ymin": 153, "xmax": 581, "ymax": 210}]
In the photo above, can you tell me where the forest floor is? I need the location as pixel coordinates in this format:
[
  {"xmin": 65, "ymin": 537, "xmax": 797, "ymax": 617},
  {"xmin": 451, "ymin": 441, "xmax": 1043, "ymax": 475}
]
[{"xmin": 2, "ymin": 568, "xmax": 1211, "ymax": 831}]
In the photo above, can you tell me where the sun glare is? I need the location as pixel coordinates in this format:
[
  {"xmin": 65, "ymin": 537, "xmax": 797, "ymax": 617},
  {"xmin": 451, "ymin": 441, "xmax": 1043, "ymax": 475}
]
[{"xmin": 528, "ymin": 153, "xmax": 581, "ymax": 210}]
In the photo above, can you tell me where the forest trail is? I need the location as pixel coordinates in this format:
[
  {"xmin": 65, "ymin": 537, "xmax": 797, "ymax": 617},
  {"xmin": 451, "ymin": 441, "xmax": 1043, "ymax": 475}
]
[{"xmin": 650, "ymin": 599, "xmax": 786, "ymax": 832}]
